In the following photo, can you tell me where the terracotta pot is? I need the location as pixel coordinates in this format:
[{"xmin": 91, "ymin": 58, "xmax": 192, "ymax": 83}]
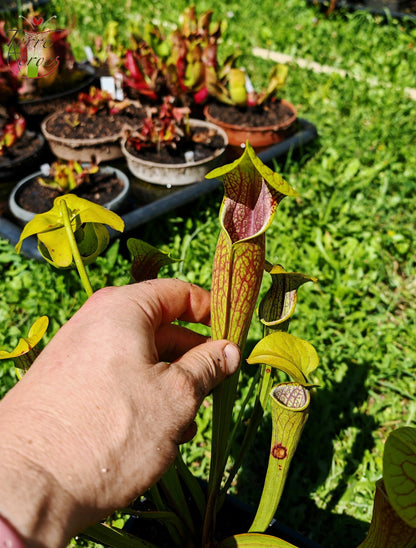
[
  {"xmin": 121, "ymin": 119, "xmax": 228, "ymax": 187},
  {"xmin": 9, "ymin": 165, "xmax": 130, "ymax": 225},
  {"xmin": 204, "ymin": 100, "xmax": 297, "ymax": 153}
]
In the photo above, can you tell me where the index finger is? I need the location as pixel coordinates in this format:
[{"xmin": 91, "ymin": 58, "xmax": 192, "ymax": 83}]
[{"xmin": 129, "ymin": 279, "xmax": 212, "ymax": 330}]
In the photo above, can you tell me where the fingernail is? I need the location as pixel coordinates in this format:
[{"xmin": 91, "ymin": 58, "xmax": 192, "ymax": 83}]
[{"xmin": 224, "ymin": 343, "xmax": 241, "ymax": 374}]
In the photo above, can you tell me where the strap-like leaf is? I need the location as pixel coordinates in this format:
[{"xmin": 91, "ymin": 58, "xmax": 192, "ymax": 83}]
[
  {"xmin": 82, "ymin": 522, "xmax": 157, "ymax": 547},
  {"xmin": 218, "ymin": 532, "xmax": 298, "ymax": 547}
]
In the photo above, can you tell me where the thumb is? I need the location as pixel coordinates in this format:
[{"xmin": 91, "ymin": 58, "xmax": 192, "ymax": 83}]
[{"xmin": 172, "ymin": 340, "xmax": 241, "ymax": 401}]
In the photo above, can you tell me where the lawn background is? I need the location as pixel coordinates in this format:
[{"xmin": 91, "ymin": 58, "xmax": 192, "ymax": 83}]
[{"xmin": 1, "ymin": 0, "xmax": 416, "ymax": 546}]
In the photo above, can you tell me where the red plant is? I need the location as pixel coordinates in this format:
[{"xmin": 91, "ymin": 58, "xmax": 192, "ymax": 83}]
[
  {"xmin": 65, "ymin": 86, "xmax": 131, "ymax": 116},
  {"xmin": 127, "ymin": 96, "xmax": 191, "ymax": 152},
  {"xmin": 167, "ymin": 6, "xmax": 223, "ymax": 105},
  {"xmin": 122, "ymin": 47, "xmax": 164, "ymax": 101},
  {"xmin": 0, "ymin": 111, "xmax": 26, "ymax": 155},
  {"xmin": 47, "ymin": 28, "xmax": 76, "ymax": 72},
  {"xmin": 121, "ymin": 6, "xmax": 225, "ymax": 107}
]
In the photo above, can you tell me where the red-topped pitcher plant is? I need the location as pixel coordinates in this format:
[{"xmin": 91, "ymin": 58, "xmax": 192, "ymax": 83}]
[{"xmin": 3, "ymin": 141, "xmax": 413, "ymax": 548}]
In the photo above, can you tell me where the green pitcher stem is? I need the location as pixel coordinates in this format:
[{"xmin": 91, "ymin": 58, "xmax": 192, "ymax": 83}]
[
  {"xmin": 158, "ymin": 464, "xmax": 196, "ymax": 538},
  {"xmin": 59, "ymin": 200, "xmax": 93, "ymax": 298},
  {"xmin": 259, "ymin": 363, "xmax": 274, "ymax": 409},
  {"xmin": 82, "ymin": 522, "xmax": 157, "ymax": 547},
  {"xmin": 220, "ymin": 367, "xmax": 266, "ymax": 497},
  {"xmin": 223, "ymin": 368, "xmax": 261, "ymax": 460},
  {"xmin": 249, "ymin": 382, "xmax": 310, "ymax": 533},
  {"xmin": 203, "ymin": 371, "xmax": 241, "ymax": 545},
  {"xmin": 220, "ymin": 400, "xmax": 264, "ymax": 499}
]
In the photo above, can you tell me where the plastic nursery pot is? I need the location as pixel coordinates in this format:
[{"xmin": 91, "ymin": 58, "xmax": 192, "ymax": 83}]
[
  {"xmin": 204, "ymin": 99, "xmax": 297, "ymax": 153},
  {"xmin": 120, "ymin": 119, "xmax": 228, "ymax": 187},
  {"xmin": 0, "ymin": 132, "xmax": 45, "ymax": 184},
  {"xmin": 41, "ymin": 112, "xmax": 126, "ymax": 164},
  {"xmin": 18, "ymin": 64, "xmax": 96, "ymax": 129},
  {"xmin": 8, "ymin": 165, "xmax": 130, "ymax": 225},
  {"xmin": 124, "ymin": 486, "xmax": 324, "ymax": 548}
]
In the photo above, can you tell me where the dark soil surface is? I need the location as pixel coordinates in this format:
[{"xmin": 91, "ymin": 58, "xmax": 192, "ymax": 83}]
[
  {"xmin": 15, "ymin": 169, "xmax": 124, "ymax": 213},
  {"xmin": 0, "ymin": 131, "xmax": 43, "ymax": 165},
  {"xmin": 125, "ymin": 127, "xmax": 226, "ymax": 164},
  {"xmin": 0, "ymin": 131, "xmax": 45, "ymax": 182},
  {"xmin": 18, "ymin": 66, "xmax": 97, "ymax": 123},
  {"xmin": 44, "ymin": 104, "xmax": 145, "ymax": 140},
  {"xmin": 207, "ymin": 99, "xmax": 296, "ymax": 128}
]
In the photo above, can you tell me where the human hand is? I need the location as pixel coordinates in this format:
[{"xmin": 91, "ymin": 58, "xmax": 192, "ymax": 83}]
[{"xmin": 0, "ymin": 279, "xmax": 241, "ymax": 548}]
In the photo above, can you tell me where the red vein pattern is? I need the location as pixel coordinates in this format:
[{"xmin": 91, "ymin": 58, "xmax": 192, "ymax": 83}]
[
  {"xmin": 210, "ymin": 154, "xmax": 291, "ymax": 346},
  {"xmin": 211, "ymin": 230, "xmax": 265, "ymax": 346}
]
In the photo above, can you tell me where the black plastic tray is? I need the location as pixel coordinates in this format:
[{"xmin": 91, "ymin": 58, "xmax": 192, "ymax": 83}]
[
  {"xmin": 0, "ymin": 0, "xmax": 50, "ymax": 13},
  {"xmin": 307, "ymin": 0, "xmax": 416, "ymax": 19},
  {"xmin": 0, "ymin": 118, "xmax": 318, "ymax": 261}
]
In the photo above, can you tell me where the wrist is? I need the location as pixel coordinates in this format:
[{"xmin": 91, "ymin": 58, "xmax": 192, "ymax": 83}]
[
  {"xmin": 0, "ymin": 401, "xmax": 80, "ymax": 548},
  {"xmin": 0, "ymin": 442, "xmax": 78, "ymax": 548}
]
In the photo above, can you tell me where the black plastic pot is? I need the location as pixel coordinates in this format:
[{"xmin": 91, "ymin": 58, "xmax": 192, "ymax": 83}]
[
  {"xmin": 0, "ymin": 0, "xmax": 49, "ymax": 12},
  {"xmin": 307, "ymin": 0, "xmax": 416, "ymax": 19},
  {"xmin": 124, "ymin": 490, "xmax": 323, "ymax": 548},
  {"xmin": 0, "ymin": 132, "xmax": 46, "ymax": 184}
]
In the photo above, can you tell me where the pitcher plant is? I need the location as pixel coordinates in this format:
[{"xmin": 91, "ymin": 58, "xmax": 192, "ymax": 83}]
[{"xmin": 4, "ymin": 143, "xmax": 325, "ymax": 547}]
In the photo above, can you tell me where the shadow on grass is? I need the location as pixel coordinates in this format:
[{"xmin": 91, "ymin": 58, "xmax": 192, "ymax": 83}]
[{"xmin": 234, "ymin": 349, "xmax": 377, "ymax": 548}]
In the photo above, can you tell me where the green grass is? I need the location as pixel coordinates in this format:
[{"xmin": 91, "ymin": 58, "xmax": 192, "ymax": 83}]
[{"xmin": 1, "ymin": 0, "xmax": 416, "ymax": 546}]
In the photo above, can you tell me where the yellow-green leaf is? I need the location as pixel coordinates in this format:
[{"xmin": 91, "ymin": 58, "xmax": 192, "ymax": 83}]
[
  {"xmin": 246, "ymin": 332, "xmax": 319, "ymax": 384},
  {"xmin": 15, "ymin": 194, "xmax": 124, "ymax": 268},
  {"xmin": 38, "ymin": 228, "xmax": 74, "ymax": 267},
  {"xmin": 77, "ymin": 223, "xmax": 111, "ymax": 265},
  {"xmin": 15, "ymin": 210, "xmax": 64, "ymax": 254},
  {"xmin": 0, "ymin": 316, "xmax": 49, "ymax": 360}
]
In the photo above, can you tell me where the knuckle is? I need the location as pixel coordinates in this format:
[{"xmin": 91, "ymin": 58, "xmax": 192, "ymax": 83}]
[{"xmin": 175, "ymin": 368, "xmax": 206, "ymax": 410}]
